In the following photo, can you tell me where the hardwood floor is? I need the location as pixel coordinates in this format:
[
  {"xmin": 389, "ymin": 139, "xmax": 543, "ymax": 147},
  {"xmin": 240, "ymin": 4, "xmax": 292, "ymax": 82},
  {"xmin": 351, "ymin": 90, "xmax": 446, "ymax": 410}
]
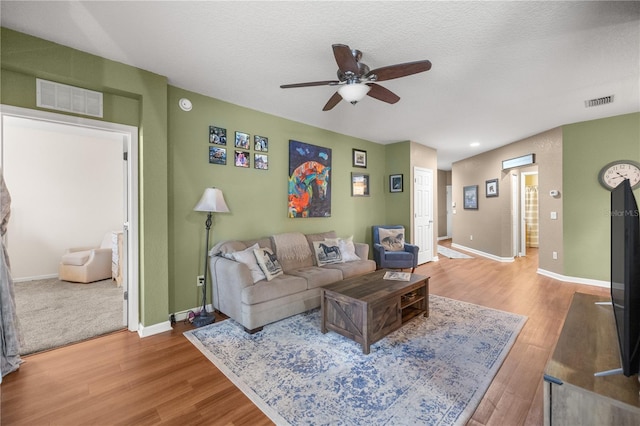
[{"xmin": 1, "ymin": 242, "xmax": 608, "ymax": 425}]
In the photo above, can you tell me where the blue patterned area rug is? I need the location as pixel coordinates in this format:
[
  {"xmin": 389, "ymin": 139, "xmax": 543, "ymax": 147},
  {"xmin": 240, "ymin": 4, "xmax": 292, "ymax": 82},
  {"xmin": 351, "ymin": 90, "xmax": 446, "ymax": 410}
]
[{"xmin": 184, "ymin": 295, "xmax": 526, "ymax": 425}]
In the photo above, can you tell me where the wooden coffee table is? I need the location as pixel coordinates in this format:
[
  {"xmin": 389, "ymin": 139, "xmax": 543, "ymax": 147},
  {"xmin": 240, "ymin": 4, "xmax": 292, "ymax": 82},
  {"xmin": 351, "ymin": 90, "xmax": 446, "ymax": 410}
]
[{"xmin": 320, "ymin": 269, "xmax": 430, "ymax": 354}]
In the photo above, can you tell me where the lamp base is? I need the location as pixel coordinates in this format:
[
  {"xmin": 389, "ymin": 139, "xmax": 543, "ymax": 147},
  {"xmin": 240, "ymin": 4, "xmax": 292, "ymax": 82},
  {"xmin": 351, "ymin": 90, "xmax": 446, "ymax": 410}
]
[{"xmin": 193, "ymin": 312, "xmax": 215, "ymax": 328}]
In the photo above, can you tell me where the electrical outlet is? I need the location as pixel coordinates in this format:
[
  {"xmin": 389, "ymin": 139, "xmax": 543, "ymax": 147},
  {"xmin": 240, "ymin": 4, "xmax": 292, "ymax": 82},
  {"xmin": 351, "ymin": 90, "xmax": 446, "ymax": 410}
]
[
  {"xmin": 552, "ymin": 251, "xmax": 558, "ymax": 260},
  {"xmin": 196, "ymin": 275, "xmax": 205, "ymax": 286},
  {"xmin": 470, "ymin": 235, "xmax": 473, "ymax": 241}
]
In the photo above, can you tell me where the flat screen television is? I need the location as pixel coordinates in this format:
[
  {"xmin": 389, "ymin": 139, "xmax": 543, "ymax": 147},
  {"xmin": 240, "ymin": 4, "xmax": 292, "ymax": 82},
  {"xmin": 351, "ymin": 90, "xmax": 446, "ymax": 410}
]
[{"xmin": 609, "ymin": 178, "xmax": 640, "ymax": 377}]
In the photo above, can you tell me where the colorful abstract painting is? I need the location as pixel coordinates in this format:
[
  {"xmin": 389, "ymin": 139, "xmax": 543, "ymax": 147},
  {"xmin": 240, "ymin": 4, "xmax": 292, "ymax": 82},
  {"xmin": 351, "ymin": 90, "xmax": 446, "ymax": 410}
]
[{"xmin": 288, "ymin": 140, "xmax": 331, "ymax": 218}]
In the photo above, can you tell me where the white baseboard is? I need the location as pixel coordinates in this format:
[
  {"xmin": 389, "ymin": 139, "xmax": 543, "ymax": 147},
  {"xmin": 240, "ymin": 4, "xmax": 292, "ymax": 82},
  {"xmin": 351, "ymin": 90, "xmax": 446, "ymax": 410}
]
[
  {"xmin": 138, "ymin": 321, "xmax": 172, "ymax": 338},
  {"xmin": 451, "ymin": 243, "xmax": 514, "ymax": 263},
  {"xmin": 437, "ymin": 236, "xmax": 451, "ymax": 241},
  {"xmin": 137, "ymin": 304, "xmax": 213, "ymax": 338},
  {"xmin": 13, "ymin": 273, "xmax": 58, "ymax": 283},
  {"xmin": 536, "ymin": 268, "xmax": 609, "ymax": 288}
]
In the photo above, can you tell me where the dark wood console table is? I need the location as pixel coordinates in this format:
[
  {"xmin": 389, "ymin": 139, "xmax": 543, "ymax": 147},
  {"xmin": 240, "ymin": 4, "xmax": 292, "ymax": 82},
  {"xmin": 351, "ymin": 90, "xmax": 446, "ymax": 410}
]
[
  {"xmin": 320, "ymin": 269, "xmax": 429, "ymax": 354},
  {"xmin": 543, "ymin": 292, "xmax": 640, "ymax": 425}
]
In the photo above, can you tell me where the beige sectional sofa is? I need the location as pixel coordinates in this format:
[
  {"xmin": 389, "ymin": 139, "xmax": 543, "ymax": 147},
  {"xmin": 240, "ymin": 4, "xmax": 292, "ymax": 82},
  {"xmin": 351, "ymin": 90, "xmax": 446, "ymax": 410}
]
[{"xmin": 208, "ymin": 230, "xmax": 376, "ymax": 333}]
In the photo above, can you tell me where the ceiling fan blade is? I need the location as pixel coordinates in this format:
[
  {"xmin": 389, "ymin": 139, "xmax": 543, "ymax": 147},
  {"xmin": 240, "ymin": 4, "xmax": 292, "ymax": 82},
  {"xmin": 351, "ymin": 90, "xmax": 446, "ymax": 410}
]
[
  {"xmin": 366, "ymin": 83, "xmax": 400, "ymax": 104},
  {"xmin": 332, "ymin": 44, "xmax": 359, "ymax": 74},
  {"xmin": 322, "ymin": 92, "xmax": 343, "ymax": 111},
  {"xmin": 367, "ymin": 60, "xmax": 432, "ymax": 82},
  {"xmin": 280, "ymin": 80, "xmax": 339, "ymax": 89}
]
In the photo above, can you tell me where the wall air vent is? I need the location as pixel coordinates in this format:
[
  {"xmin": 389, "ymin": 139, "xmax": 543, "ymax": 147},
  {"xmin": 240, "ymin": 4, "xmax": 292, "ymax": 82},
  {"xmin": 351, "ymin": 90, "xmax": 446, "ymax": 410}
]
[
  {"xmin": 584, "ymin": 95, "xmax": 614, "ymax": 108},
  {"xmin": 36, "ymin": 78, "xmax": 103, "ymax": 118}
]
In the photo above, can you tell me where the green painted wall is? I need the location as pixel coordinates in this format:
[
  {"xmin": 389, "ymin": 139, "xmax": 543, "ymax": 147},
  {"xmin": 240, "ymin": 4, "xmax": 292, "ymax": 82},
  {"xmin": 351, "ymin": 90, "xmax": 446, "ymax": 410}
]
[
  {"xmin": 563, "ymin": 112, "xmax": 640, "ymax": 281},
  {"xmin": 384, "ymin": 141, "xmax": 412, "ymax": 234},
  {"xmin": 1, "ymin": 28, "xmax": 169, "ymax": 326},
  {"xmin": 167, "ymin": 86, "xmax": 388, "ymax": 313}
]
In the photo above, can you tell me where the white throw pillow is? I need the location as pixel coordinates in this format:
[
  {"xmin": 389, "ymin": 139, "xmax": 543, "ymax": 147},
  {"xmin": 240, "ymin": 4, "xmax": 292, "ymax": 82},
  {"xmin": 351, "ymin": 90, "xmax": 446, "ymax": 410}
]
[
  {"xmin": 326, "ymin": 236, "xmax": 360, "ymax": 262},
  {"xmin": 253, "ymin": 247, "xmax": 283, "ymax": 281},
  {"xmin": 230, "ymin": 243, "xmax": 266, "ymax": 283},
  {"xmin": 378, "ymin": 228, "xmax": 405, "ymax": 252},
  {"xmin": 312, "ymin": 240, "xmax": 343, "ymax": 266}
]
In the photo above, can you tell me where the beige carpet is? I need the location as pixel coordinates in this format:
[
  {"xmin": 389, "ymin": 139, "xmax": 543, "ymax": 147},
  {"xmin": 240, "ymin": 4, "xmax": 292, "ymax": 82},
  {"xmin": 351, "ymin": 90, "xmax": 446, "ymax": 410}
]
[{"xmin": 13, "ymin": 277, "xmax": 124, "ymax": 355}]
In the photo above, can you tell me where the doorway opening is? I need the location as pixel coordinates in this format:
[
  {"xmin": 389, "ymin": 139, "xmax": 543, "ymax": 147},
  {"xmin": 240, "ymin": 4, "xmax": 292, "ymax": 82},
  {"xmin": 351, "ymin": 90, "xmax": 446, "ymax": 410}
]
[{"xmin": 1, "ymin": 105, "xmax": 138, "ymax": 353}]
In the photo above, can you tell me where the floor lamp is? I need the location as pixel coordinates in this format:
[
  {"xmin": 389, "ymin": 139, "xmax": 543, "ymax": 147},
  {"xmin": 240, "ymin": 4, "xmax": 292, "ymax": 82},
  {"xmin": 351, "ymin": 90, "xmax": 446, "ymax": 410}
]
[{"xmin": 193, "ymin": 187, "xmax": 229, "ymax": 327}]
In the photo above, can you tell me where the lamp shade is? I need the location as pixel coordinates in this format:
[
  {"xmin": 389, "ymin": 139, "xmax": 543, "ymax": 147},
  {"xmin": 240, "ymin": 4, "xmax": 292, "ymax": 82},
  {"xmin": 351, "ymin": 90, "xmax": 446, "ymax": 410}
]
[
  {"xmin": 338, "ymin": 83, "xmax": 371, "ymax": 103},
  {"xmin": 194, "ymin": 187, "xmax": 230, "ymax": 213}
]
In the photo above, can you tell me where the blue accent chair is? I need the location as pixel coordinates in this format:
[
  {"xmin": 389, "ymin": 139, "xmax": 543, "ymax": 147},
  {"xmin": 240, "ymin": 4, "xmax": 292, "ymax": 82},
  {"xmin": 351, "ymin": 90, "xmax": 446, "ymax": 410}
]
[{"xmin": 371, "ymin": 225, "xmax": 419, "ymax": 273}]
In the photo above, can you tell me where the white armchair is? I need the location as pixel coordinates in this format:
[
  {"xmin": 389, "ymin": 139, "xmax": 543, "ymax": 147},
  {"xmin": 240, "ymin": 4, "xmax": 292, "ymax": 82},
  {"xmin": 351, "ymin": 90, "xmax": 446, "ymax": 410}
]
[{"xmin": 58, "ymin": 233, "xmax": 113, "ymax": 283}]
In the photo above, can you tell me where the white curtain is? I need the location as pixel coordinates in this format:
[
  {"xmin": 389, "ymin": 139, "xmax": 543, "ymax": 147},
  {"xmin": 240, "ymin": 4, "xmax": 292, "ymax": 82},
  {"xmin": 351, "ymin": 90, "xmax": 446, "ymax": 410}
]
[{"xmin": 1, "ymin": 171, "xmax": 21, "ymax": 379}]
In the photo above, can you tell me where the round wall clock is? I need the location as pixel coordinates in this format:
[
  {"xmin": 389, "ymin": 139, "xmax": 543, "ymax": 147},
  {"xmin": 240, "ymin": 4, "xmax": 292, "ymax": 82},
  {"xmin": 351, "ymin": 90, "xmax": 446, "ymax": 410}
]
[{"xmin": 598, "ymin": 160, "xmax": 640, "ymax": 190}]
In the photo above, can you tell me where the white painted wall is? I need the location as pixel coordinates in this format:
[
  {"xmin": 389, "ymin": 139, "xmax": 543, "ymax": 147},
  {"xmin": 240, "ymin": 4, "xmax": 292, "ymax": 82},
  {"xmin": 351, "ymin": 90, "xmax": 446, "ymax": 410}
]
[{"xmin": 3, "ymin": 116, "xmax": 123, "ymax": 280}]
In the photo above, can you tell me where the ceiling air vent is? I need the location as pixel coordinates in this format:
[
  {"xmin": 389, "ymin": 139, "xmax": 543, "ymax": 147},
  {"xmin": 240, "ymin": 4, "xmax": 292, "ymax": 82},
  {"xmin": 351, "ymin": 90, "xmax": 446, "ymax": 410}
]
[
  {"xmin": 36, "ymin": 78, "xmax": 103, "ymax": 118},
  {"xmin": 584, "ymin": 95, "xmax": 614, "ymax": 108}
]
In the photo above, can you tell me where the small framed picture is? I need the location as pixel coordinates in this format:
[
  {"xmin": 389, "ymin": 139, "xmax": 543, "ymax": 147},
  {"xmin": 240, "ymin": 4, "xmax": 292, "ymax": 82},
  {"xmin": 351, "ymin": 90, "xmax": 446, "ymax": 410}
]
[
  {"xmin": 234, "ymin": 150, "xmax": 250, "ymax": 168},
  {"xmin": 209, "ymin": 146, "xmax": 226, "ymax": 165},
  {"xmin": 235, "ymin": 131, "xmax": 250, "ymax": 149},
  {"xmin": 351, "ymin": 172, "xmax": 370, "ymax": 197},
  {"xmin": 463, "ymin": 185, "xmax": 479, "ymax": 209},
  {"xmin": 254, "ymin": 135, "xmax": 268, "ymax": 152},
  {"xmin": 486, "ymin": 178, "xmax": 499, "ymax": 197},
  {"xmin": 352, "ymin": 149, "xmax": 367, "ymax": 168},
  {"xmin": 254, "ymin": 153, "xmax": 268, "ymax": 170},
  {"xmin": 390, "ymin": 174, "xmax": 403, "ymax": 193},
  {"xmin": 209, "ymin": 126, "xmax": 227, "ymax": 145}
]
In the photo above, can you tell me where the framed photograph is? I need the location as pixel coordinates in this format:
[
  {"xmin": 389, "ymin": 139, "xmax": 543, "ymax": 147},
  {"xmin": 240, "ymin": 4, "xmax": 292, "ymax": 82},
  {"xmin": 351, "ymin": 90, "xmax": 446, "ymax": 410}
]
[
  {"xmin": 209, "ymin": 126, "xmax": 227, "ymax": 145},
  {"xmin": 390, "ymin": 174, "xmax": 403, "ymax": 193},
  {"xmin": 351, "ymin": 172, "xmax": 370, "ymax": 197},
  {"xmin": 486, "ymin": 178, "xmax": 499, "ymax": 197},
  {"xmin": 463, "ymin": 185, "xmax": 479, "ymax": 209},
  {"xmin": 234, "ymin": 150, "xmax": 250, "ymax": 168},
  {"xmin": 208, "ymin": 146, "xmax": 226, "ymax": 165},
  {"xmin": 254, "ymin": 135, "xmax": 268, "ymax": 152},
  {"xmin": 254, "ymin": 153, "xmax": 268, "ymax": 170},
  {"xmin": 234, "ymin": 131, "xmax": 250, "ymax": 149},
  {"xmin": 352, "ymin": 149, "xmax": 367, "ymax": 168}
]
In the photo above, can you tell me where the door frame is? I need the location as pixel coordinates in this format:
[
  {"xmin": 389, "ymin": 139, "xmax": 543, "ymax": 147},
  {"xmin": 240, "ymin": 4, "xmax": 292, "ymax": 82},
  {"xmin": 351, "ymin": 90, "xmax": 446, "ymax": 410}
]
[
  {"xmin": 0, "ymin": 105, "xmax": 139, "ymax": 332},
  {"xmin": 413, "ymin": 166, "xmax": 434, "ymax": 264},
  {"xmin": 520, "ymin": 171, "xmax": 539, "ymax": 257}
]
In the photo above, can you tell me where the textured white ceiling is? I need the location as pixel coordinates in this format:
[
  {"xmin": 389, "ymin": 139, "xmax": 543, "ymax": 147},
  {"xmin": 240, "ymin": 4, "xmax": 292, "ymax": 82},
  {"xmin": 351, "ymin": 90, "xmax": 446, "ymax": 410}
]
[{"xmin": 2, "ymin": 1, "xmax": 639, "ymax": 169}]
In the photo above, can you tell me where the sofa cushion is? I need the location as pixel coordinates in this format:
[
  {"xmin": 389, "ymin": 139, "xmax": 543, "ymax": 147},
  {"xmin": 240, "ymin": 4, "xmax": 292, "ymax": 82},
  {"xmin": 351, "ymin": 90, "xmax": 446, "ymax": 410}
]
[
  {"xmin": 286, "ymin": 266, "xmax": 343, "ymax": 289},
  {"xmin": 61, "ymin": 250, "xmax": 91, "ymax": 266},
  {"xmin": 324, "ymin": 259, "xmax": 377, "ymax": 279},
  {"xmin": 330, "ymin": 236, "xmax": 361, "ymax": 262},
  {"xmin": 378, "ymin": 227, "xmax": 405, "ymax": 252},
  {"xmin": 241, "ymin": 274, "xmax": 308, "ymax": 305},
  {"xmin": 272, "ymin": 232, "xmax": 314, "ymax": 271},
  {"xmin": 305, "ymin": 231, "xmax": 338, "ymax": 265},
  {"xmin": 253, "ymin": 247, "xmax": 284, "ymax": 281},
  {"xmin": 230, "ymin": 243, "xmax": 266, "ymax": 283},
  {"xmin": 210, "ymin": 240, "xmax": 247, "ymax": 257},
  {"xmin": 312, "ymin": 240, "xmax": 343, "ymax": 265}
]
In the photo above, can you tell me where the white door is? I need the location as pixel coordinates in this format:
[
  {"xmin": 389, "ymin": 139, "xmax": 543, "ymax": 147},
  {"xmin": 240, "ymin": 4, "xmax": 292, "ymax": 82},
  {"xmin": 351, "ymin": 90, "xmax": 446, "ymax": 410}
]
[{"xmin": 414, "ymin": 167, "xmax": 434, "ymax": 264}]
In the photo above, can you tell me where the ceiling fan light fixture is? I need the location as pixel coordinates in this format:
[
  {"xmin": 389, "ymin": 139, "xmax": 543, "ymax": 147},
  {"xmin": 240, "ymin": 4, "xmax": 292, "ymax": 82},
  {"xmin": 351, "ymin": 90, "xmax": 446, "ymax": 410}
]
[{"xmin": 338, "ymin": 83, "xmax": 371, "ymax": 104}]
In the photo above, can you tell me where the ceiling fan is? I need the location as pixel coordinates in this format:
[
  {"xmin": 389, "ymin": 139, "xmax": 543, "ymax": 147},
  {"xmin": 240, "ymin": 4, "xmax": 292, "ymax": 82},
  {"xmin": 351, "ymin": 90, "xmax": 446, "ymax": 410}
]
[{"xmin": 280, "ymin": 44, "xmax": 432, "ymax": 111}]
